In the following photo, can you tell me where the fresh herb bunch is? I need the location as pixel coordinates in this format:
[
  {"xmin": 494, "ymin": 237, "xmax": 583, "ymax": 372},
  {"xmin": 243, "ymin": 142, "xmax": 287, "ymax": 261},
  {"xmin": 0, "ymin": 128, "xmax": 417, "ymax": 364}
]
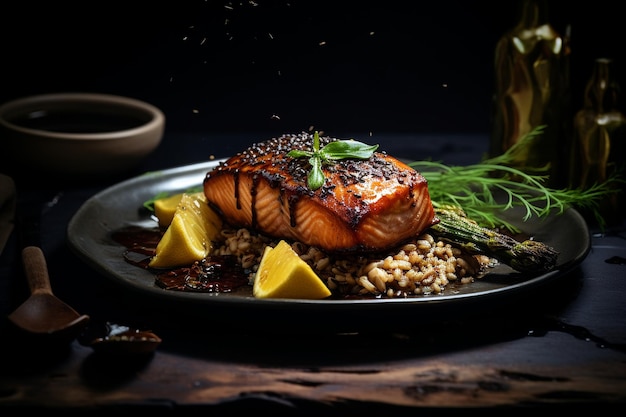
[
  {"xmin": 410, "ymin": 126, "xmax": 624, "ymax": 232},
  {"xmin": 287, "ymin": 131, "xmax": 379, "ymax": 190}
]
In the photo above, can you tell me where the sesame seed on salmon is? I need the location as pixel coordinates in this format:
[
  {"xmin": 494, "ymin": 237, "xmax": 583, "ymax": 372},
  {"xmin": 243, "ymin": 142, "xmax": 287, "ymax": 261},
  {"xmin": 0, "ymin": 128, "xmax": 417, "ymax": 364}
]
[{"xmin": 203, "ymin": 132, "xmax": 439, "ymax": 253}]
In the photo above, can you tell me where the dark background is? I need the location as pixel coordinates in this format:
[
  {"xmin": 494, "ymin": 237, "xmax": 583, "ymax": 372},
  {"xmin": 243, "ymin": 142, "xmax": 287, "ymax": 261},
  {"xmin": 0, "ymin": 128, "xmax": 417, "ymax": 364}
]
[{"xmin": 0, "ymin": 0, "xmax": 624, "ymax": 137}]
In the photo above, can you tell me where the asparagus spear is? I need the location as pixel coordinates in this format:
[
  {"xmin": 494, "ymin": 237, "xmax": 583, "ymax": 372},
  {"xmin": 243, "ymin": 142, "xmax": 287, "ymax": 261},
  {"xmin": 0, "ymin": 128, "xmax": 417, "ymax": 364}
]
[{"xmin": 430, "ymin": 206, "xmax": 559, "ymax": 273}]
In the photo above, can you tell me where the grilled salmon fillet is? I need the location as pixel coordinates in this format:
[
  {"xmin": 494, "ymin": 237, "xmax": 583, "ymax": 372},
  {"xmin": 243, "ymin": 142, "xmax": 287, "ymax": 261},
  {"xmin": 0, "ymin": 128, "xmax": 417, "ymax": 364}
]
[{"xmin": 203, "ymin": 132, "xmax": 438, "ymax": 253}]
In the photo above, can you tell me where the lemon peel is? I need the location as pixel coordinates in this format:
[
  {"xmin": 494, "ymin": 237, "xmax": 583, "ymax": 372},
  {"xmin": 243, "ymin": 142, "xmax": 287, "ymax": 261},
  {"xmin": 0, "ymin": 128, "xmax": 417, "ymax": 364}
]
[
  {"xmin": 253, "ymin": 240, "xmax": 332, "ymax": 299},
  {"xmin": 149, "ymin": 192, "xmax": 222, "ymax": 268}
]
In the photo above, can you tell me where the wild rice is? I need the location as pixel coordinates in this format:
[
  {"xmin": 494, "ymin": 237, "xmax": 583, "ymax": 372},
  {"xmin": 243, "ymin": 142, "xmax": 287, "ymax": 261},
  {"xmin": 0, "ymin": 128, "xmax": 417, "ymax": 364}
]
[{"xmin": 211, "ymin": 227, "xmax": 493, "ymax": 298}]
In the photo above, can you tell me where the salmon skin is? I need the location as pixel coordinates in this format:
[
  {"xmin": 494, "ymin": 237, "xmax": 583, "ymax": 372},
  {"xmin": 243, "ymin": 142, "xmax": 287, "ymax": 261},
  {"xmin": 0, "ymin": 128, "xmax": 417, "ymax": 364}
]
[{"xmin": 203, "ymin": 132, "xmax": 439, "ymax": 253}]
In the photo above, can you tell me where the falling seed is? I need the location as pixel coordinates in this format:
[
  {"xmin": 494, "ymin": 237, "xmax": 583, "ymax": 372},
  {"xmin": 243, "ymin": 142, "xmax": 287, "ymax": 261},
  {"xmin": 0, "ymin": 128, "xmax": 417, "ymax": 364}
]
[{"xmin": 319, "ymin": 41, "xmax": 326, "ymax": 46}]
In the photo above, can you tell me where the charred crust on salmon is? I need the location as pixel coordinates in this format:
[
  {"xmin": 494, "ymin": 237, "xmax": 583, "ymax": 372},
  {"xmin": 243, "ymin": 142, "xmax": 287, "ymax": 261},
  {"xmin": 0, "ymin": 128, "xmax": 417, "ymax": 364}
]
[{"xmin": 203, "ymin": 132, "xmax": 439, "ymax": 253}]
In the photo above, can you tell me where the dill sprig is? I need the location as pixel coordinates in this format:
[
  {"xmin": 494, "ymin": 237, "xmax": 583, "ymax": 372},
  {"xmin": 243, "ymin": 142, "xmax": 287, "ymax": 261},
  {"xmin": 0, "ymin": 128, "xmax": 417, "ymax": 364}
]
[{"xmin": 410, "ymin": 126, "xmax": 624, "ymax": 232}]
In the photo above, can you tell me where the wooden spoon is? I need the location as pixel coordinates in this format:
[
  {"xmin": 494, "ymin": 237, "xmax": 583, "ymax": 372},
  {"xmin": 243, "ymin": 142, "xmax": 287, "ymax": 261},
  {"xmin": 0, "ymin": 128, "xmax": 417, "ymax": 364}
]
[{"xmin": 8, "ymin": 246, "xmax": 90, "ymax": 342}]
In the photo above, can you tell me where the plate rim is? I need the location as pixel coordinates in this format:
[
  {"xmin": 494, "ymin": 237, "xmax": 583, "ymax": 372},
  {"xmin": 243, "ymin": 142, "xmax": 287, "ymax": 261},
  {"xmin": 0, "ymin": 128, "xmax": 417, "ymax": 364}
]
[{"xmin": 67, "ymin": 160, "xmax": 591, "ymax": 309}]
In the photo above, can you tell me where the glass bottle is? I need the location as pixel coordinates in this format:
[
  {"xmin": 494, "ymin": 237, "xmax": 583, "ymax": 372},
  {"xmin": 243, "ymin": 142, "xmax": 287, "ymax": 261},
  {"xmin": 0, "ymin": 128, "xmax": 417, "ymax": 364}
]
[
  {"xmin": 490, "ymin": 0, "xmax": 571, "ymax": 187},
  {"xmin": 571, "ymin": 58, "xmax": 626, "ymax": 225}
]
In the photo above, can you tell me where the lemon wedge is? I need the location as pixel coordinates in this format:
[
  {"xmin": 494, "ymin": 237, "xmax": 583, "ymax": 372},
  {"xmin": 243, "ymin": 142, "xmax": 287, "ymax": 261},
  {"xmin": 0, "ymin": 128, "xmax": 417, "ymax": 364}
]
[
  {"xmin": 154, "ymin": 193, "xmax": 184, "ymax": 228},
  {"xmin": 253, "ymin": 240, "xmax": 332, "ymax": 299},
  {"xmin": 149, "ymin": 192, "xmax": 222, "ymax": 268}
]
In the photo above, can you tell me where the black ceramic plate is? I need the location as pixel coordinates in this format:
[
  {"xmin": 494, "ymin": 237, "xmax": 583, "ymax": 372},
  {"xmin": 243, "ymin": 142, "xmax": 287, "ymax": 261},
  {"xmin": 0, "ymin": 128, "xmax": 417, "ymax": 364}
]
[{"xmin": 67, "ymin": 160, "xmax": 591, "ymax": 331}]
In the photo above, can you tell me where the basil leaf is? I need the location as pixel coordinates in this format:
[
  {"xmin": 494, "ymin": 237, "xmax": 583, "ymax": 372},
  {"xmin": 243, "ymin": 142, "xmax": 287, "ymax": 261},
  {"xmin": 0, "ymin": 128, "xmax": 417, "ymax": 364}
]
[
  {"xmin": 307, "ymin": 156, "xmax": 325, "ymax": 190},
  {"xmin": 288, "ymin": 131, "xmax": 379, "ymax": 191},
  {"xmin": 287, "ymin": 149, "xmax": 312, "ymax": 158},
  {"xmin": 322, "ymin": 141, "xmax": 379, "ymax": 160}
]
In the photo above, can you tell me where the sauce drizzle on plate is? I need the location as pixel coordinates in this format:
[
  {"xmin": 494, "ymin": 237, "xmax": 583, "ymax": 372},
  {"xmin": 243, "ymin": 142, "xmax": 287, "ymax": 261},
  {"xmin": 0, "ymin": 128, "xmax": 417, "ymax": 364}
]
[{"xmin": 111, "ymin": 226, "xmax": 249, "ymax": 293}]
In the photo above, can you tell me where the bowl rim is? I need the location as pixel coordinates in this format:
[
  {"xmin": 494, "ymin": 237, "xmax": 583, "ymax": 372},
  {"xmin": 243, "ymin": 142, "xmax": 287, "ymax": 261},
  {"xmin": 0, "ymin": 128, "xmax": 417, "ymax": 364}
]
[{"xmin": 0, "ymin": 92, "xmax": 165, "ymax": 140}]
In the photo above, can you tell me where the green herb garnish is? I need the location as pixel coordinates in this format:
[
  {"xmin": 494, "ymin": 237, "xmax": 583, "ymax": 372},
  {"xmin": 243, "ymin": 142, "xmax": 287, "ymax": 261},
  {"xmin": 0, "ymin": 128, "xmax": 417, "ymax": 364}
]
[
  {"xmin": 287, "ymin": 131, "xmax": 379, "ymax": 190},
  {"xmin": 142, "ymin": 186, "xmax": 203, "ymax": 212},
  {"xmin": 410, "ymin": 126, "xmax": 624, "ymax": 232},
  {"xmin": 143, "ymin": 191, "xmax": 170, "ymax": 212}
]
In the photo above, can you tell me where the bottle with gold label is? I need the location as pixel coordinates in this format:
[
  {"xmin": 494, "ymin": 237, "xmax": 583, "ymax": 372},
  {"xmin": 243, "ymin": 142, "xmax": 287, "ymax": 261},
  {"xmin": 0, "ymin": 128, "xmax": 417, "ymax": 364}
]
[{"xmin": 490, "ymin": 0, "xmax": 571, "ymax": 187}]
